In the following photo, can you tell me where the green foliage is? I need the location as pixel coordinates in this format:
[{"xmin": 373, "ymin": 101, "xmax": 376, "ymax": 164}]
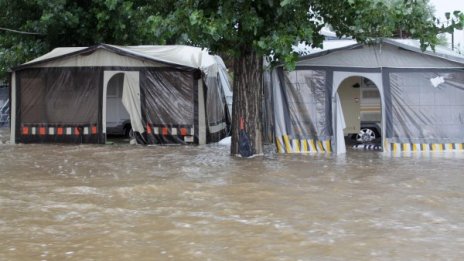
[
  {"xmin": 0, "ymin": 0, "xmax": 169, "ymax": 78},
  {"xmin": 144, "ymin": 0, "xmax": 463, "ymax": 69},
  {"xmin": 1, "ymin": 0, "xmax": 463, "ymax": 78},
  {"xmin": 144, "ymin": 0, "xmax": 327, "ymax": 69},
  {"xmin": 312, "ymin": 0, "xmax": 444, "ymax": 50}
]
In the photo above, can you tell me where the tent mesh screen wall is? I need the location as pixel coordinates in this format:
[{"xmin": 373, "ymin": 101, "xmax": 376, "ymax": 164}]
[
  {"xmin": 386, "ymin": 70, "xmax": 464, "ymax": 152},
  {"xmin": 142, "ymin": 70, "xmax": 198, "ymax": 144},
  {"xmin": 17, "ymin": 68, "xmax": 100, "ymax": 143},
  {"xmin": 11, "ymin": 44, "xmax": 231, "ymax": 145},
  {"xmin": 273, "ymin": 68, "xmax": 333, "ymax": 153},
  {"xmin": 15, "ymin": 68, "xmax": 228, "ymax": 145}
]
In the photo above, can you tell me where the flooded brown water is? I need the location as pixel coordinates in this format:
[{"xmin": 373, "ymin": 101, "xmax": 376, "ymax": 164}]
[{"xmin": 1, "ymin": 129, "xmax": 464, "ymax": 260}]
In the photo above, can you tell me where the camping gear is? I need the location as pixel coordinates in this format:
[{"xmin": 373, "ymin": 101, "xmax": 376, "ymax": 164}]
[{"xmin": 239, "ymin": 117, "xmax": 253, "ymax": 157}]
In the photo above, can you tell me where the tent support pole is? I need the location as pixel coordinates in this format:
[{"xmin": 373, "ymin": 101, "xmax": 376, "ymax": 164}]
[
  {"xmin": 198, "ymin": 79, "xmax": 206, "ymax": 145},
  {"xmin": 10, "ymin": 72, "xmax": 16, "ymax": 144},
  {"xmin": 333, "ymin": 96, "xmax": 337, "ymax": 154}
]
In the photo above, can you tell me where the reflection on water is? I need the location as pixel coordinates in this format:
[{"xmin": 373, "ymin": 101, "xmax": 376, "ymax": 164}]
[{"xmin": 1, "ymin": 129, "xmax": 464, "ymax": 260}]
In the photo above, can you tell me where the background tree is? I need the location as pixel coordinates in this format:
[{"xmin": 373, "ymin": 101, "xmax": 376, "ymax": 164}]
[{"xmin": 312, "ymin": 0, "xmax": 447, "ymax": 49}]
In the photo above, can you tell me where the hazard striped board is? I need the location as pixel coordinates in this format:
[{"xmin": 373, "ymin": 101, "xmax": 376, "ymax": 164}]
[
  {"xmin": 145, "ymin": 123, "xmax": 196, "ymax": 144},
  {"xmin": 389, "ymin": 142, "xmax": 464, "ymax": 152},
  {"xmin": 275, "ymin": 135, "xmax": 331, "ymax": 153}
]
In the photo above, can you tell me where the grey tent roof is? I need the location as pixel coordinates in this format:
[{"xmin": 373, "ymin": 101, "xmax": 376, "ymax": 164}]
[{"xmin": 294, "ymin": 38, "xmax": 464, "ymax": 69}]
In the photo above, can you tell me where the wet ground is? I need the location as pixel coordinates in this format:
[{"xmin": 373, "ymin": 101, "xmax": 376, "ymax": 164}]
[{"xmin": 1, "ymin": 128, "xmax": 464, "ymax": 260}]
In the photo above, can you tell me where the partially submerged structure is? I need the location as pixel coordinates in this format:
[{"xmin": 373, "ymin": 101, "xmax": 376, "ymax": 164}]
[
  {"xmin": 266, "ymin": 39, "xmax": 464, "ymax": 154},
  {"xmin": 10, "ymin": 44, "xmax": 232, "ymax": 145}
]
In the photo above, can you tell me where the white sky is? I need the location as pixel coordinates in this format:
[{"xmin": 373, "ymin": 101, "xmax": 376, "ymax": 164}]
[{"xmin": 429, "ymin": 0, "xmax": 464, "ymax": 50}]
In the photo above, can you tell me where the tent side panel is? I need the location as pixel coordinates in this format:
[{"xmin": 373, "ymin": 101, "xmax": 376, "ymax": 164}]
[
  {"xmin": 97, "ymin": 69, "xmax": 105, "ymax": 143},
  {"xmin": 142, "ymin": 69, "xmax": 199, "ymax": 144},
  {"xmin": 198, "ymin": 79, "xmax": 207, "ymax": 145},
  {"xmin": 262, "ymin": 68, "xmax": 275, "ymax": 145},
  {"xmin": 385, "ymin": 69, "xmax": 464, "ymax": 152},
  {"xmin": 205, "ymin": 74, "xmax": 229, "ymax": 143},
  {"xmin": 11, "ymin": 72, "xmax": 17, "ymax": 144},
  {"xmin": 273, "ymin": 68, "xmax": 333, "ymax": 153},
  {"xmin": 16, "ymin": 68, "xmax": 101, "ymax": 144}
]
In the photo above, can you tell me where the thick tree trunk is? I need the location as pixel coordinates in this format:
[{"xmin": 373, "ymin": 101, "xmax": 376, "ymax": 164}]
[{"xmin": 230, "ymin": 50, "xmax": 263, "ymax": 156}]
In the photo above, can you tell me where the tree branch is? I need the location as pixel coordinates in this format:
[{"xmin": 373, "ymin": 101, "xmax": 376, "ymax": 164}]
[{"xmin": 0, "ymin": 27, "xmax": 43, "ymax": 35}]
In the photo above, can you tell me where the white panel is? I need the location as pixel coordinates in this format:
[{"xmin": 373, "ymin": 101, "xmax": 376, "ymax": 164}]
[
  {"xmin": 121, "ymin": 71, "xmax": 144, "ymax": 135},
  {"xmin": 10, "ymin": 72, "xmax": 16, "ymax": 144},
  {"xmin": 102, "ymin": 71, "xmax": 115, "ymax": 134},
  {"xmin": 198, "ymin": 79, "xmax": 206, "ymax": 145}
]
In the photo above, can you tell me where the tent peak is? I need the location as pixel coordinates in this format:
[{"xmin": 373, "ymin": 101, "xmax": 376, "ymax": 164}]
[{"xmin": 13, "ymin": 44, "xmax": 222, "ymax": 71}]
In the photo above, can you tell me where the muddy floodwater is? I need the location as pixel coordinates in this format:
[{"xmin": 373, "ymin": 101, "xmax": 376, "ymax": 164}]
[{"xmin": 1, "ymin": 129, "xmax": 464, "ymax": 260}]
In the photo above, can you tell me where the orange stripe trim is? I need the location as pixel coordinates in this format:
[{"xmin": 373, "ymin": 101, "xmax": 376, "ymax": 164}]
[{"xmin": 162, "ymin": 127, "xmax": 169, "ymax": 136}]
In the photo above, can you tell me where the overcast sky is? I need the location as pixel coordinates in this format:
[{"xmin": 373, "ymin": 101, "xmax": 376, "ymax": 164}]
[{"xmin": 429, "ymin": 0, "xmax": 464, "ymax": 50}]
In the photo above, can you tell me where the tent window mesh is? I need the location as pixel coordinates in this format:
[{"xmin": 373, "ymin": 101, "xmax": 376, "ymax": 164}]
[
  {"xmin": 143, "ymin": 70, "xmax": 194, "ymax": 125},
  {"xmin": 389, "ymin": 71, "xmax": 464, "ymax": 143},
  {"xmin": 283, "ymin": 70, "xmax": 330, "ymax": 139},
  {"xmin": 19, "ymin": 68, "xmax": 99, "ymax": 124}
]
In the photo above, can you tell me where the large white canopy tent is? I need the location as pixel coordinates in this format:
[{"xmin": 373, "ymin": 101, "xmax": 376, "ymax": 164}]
[{"xmin": 10, "ymin": 44, "xmax": 232, "ymax": 145}]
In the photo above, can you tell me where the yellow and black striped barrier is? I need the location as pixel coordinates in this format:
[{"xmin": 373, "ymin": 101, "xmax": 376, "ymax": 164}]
[
  {"xmin": 389, "ymin": 142, "xmax": 464, "ymax": 152},
  {"xmin": 275, "ymin": 135, "xmax": 332, "ymax": 153}
]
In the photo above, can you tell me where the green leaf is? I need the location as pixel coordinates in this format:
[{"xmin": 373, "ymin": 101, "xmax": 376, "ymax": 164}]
[
  {"xmin": 280, "ymin": 0, "xmax": 291, "ymax": 7},
  {"xmin": 105, "ymin": 0, "xmax": 118, "ymax": 11},
  {"xmin": 189, "ymin": 11, "xmax": 201, "ymax": 25}
]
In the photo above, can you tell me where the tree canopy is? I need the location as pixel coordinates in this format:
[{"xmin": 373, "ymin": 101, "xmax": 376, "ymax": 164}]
[
  {"xmin": 1, "ymin": 0, "xmax": 463, "ymax": 78},
  {"xmin": 0, "ymin": 0, "xmax": 172, "ymax": 78}
]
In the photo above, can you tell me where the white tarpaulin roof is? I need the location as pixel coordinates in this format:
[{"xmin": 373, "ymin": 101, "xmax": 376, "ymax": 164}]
[
  {"xmin": 294, "ymin": 38, "xmax": 464, "ymax": 68},
  {"xmin": 21, "ymin": 44, "xmax": 226, "ymax": 75}
]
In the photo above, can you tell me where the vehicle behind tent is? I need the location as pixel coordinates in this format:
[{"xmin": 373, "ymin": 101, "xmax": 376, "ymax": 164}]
[
  {"xmin": 0, "ymin": 82, "xmax": 9, "ymax": 127},
  {"xmin": 10, "ymin": 44, "xmax": 232, "ymax": 145},
  {"xmin": 264, "ymin": 39, "xmax": 464, "ymax": 154}
]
